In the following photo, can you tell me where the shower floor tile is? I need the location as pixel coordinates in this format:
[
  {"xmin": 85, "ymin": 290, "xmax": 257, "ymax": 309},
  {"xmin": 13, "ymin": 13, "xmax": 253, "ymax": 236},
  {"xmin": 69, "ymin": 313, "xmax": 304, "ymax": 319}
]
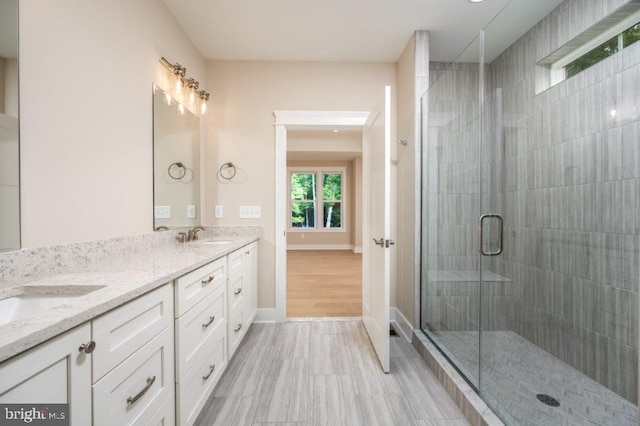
[{"xmin": 433, "ymin": 331, "xmax": 637, "ymax": 426}]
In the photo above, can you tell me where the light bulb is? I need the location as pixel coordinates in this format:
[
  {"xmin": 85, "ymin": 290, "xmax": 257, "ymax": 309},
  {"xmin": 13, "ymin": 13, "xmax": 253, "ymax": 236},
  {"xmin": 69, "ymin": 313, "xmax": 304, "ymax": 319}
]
[
  {"xmin": 177, "ymin": 103, "xmax": 185, "ymax": 115},
  {"xmin": 200, "ymin": 101, "xmax": 207, "ymax": 115},
  {"xmin": 174, "ymin": 77, "xmax": 183, "ymax": 95},
  {"xmin": 189, "ymin": 89, "xmax": 196, "ymax": 106}
]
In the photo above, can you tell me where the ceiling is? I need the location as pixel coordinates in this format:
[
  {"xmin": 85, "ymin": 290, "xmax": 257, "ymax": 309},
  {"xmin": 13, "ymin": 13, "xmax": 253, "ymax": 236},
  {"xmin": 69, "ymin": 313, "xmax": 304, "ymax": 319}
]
[
  {"xmin": 288, "ymin": 151, "xmax": 361, "ymax": 162},
  {"xmin": 1, "ymin": 1, "xmax": 567, "ymax": 63},
  {"xmin": 162, "ymin": 0, "xmax": 520, "ymax": 62}
]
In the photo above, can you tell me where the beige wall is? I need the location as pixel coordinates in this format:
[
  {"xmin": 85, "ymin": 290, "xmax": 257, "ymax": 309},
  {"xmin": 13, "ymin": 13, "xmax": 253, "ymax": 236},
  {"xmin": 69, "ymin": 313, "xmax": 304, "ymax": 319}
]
[
  {"xmin": 286, "ymin": 159, "xmax": 354, "ymax": 247},
  {"xmin": 353, "ymin": 157, "xmax": 362, "ymax": 250},
  {"xmin": 19, "ymin": 0, "xmax": 204, "ymax": 247},
  {"xmin": 204, "ymin": 60, "xmax": 396, "ymax": 308},
  {"xmin": 395, "ymin": 35, "xmax": 416, "ymax": 324}
]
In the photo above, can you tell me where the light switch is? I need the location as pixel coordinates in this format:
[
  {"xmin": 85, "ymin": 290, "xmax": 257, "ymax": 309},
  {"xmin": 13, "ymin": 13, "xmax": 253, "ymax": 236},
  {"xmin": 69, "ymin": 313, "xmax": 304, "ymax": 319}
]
[
  {"xmin": 154, "ymin": 206, "xmax": 171, "ymax": 219},
  {"xmin": 187, "ymin": 205, "xmax": 197, "ymax": 219},
  {"xmin": 239, "ymin": 206, "xmax": 261, "ymax": 219},
  {"xmin": 215, "ymin": 205, "xmax": 224, "ymax": 218}
]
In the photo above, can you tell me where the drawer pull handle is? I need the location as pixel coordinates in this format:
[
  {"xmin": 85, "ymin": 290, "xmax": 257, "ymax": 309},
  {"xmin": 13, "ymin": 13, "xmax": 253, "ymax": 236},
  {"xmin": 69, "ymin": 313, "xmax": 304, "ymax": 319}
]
[
  {"xmin": 203, "ymin": 364, "xmax": 216, "ymax": 381},
  {"xmin": 78, "ymin": 341, "xmax": 96, "ymax": 354},
  {"xmin": 127, "ymin": 376, "xmax": 156, "ymax": 406},
  {"xmin": 202, "ymin": 315, "xmax": 216, "ymax": 329},
  {"xmin": 201, "ymin": 276, "xmax": 214, "ymax": 287},
  {"xmin": 234, "ymin": 323, "xmax": 242, "ymax": 333},
  {"xmin": 245, "ymin": 251, "xmax": 250, "ymax": 255},
  {"xmin": 234, "ymin": 288, "xmax": 242, "ymax": 295}
]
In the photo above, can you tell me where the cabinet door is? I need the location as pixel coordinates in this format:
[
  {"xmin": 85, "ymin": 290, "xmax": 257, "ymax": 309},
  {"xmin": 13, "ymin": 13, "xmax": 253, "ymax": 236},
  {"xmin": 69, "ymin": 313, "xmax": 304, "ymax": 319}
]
[{"xmin": 0, "ymin": 323, "xmax": 92, "ymax": 425}]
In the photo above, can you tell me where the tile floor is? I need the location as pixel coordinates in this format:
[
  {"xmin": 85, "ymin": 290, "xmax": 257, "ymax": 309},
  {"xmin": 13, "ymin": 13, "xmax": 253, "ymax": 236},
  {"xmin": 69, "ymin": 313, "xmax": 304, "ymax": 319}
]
[
  {"xmin": 195, "ymin": 320, "xmax": 470, "ymax": 425},
  {"xmin": 433, "ymin": 330, "xmax": 637, "ymax": 426}
]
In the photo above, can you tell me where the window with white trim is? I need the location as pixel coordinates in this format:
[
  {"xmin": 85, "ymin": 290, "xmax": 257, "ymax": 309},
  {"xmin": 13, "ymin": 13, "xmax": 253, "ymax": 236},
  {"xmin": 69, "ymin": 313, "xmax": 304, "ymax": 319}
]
[
  {"xmin": 288, "ymin": 167, "xmax": 345, "ymax": 231},
  {"xmin": 536, "ymin": 8, "xmax": 640, "ymax": 94}
]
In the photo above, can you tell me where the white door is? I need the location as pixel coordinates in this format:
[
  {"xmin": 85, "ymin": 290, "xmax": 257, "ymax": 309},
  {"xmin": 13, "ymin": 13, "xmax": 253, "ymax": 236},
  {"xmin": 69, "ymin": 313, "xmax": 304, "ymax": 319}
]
[{"xmin": 362, "ymin": 85, "xmax": 391, "ymax": 373}]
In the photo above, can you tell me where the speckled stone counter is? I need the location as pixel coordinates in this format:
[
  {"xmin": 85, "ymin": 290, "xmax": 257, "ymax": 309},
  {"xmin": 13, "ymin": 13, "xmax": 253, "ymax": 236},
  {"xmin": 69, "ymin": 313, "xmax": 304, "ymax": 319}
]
[{"xmin": 0, "ymin": 226, "xmax": 260, "ymax": 363}]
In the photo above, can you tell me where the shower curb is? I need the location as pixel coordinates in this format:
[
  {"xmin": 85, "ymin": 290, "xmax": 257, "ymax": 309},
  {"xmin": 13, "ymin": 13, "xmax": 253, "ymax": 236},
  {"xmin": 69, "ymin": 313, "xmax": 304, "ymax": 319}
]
[{"xmin": 412, "ymin": 330, "xmax": 505, "ymax": 426}]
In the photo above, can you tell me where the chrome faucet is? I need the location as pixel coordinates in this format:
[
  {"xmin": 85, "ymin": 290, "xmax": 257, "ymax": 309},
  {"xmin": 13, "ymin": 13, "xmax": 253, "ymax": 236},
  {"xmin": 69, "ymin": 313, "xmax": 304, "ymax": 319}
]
[{"xmin": 188, "ymin": 226, "xmax": 206, "ymax": 241}]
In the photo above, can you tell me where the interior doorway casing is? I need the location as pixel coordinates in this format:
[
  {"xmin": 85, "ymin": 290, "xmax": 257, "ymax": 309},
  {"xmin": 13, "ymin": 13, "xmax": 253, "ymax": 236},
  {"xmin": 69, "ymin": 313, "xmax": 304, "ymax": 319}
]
[{"xmin": 273, "ymin": 111, "xmax": 370, "ymax": 322}]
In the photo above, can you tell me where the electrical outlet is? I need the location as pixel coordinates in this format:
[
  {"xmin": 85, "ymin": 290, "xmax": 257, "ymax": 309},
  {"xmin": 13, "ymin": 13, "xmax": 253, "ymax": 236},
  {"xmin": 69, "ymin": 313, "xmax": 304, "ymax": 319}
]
[
  {"xmin": 215, "ymin": 205, "xmax": 224, "ymax": 218},
  {"xmin": 154, "ymin": 206, "xmax": 171, "ymax": 219},
  {"xmin": 187, "ymin": 205, "xmax": 197, "ymax": 219},
  {"xmin": 239, "ymin": 206, "xmax": 261, "ymax": 219}
]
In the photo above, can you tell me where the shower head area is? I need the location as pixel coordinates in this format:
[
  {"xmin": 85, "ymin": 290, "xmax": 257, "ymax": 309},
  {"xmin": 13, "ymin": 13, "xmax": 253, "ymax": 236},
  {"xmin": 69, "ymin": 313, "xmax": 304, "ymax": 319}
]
[{"xmin": 420, "ymin": 0, "xmax": 640, "ymax": 424}]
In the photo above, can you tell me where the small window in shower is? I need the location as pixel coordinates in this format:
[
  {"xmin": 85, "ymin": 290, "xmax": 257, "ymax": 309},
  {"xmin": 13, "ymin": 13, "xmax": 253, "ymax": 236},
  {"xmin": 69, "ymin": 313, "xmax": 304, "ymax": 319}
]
[
  {"xmin": 564, "ymin": 20, "xmax": 640, "ymax": 78},
  {"xmin": 535, "ymin": 6, "xmax": 640, "ymax": 94}
]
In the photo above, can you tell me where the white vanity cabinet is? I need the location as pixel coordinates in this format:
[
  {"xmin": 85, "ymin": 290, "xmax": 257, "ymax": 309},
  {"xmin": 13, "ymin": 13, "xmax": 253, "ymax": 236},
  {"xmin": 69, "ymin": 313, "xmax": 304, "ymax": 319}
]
[
  {"xmin": 175, "ymin": 259, "xmax": 228, "ymax": 426},
  {"xmin": 0, "ymin": 323, "xmax": 92, "ymax": 425},
  {"xmin": 227, "ymin": 242, "xmax": 258, "ymax": 359},
  {"xmin": 92, "ymin": 284, "xmax": 175, "ymax": 426}
]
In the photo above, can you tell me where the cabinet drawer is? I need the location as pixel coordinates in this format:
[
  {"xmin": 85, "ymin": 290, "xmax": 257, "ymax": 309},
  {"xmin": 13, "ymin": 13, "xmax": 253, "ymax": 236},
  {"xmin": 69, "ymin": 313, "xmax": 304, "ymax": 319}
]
[
  {"xmin": 227, "ymin": 272, "xmax": 245, "ymax": 314},
  {"xmin": 93, "ymin": 325, "xmax": 174, "ymax": 426},
  {"xmin": 177, "ymin": 324, "xmax": 226, "ymax": 426},
  {"xmin": 175, "ymin": 285, "xmax": 226, "ymax": 381},
  {"xmin": 175, "ymin": 257, "xmax": 226, "ymax": 317},
  {"xmin": 227, "ymin": 247, "xmax": 246, "ymax": 278},
  {"xmin": 93, "ymin": 284, "xmax": 173, "ymax": 380},
  {"xmin": 145, "ymin": 393, "xmax": 175, "ymax": 426},
  {"xmin": 227, "ymin": 308, "xmax": 245, "ymax": 359}
]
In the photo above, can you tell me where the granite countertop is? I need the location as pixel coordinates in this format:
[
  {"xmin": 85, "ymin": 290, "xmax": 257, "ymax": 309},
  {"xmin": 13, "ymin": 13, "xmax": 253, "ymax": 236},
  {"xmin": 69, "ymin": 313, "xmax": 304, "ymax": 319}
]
[{"xmin": 0, "ymin": 235, "xmax": 258, "ymax": 363}]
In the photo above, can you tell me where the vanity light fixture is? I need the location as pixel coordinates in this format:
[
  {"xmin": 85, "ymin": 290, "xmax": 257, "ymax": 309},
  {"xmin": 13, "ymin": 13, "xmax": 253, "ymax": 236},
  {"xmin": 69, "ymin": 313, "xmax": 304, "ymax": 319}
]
[
  {"xmin": 159, "ymin": 57, "xmax": 210, "ymax": 116},
  {"xmin": 468, "ymin": 0, "xmax": 485, "ymax": 2},
  {"xmin": 198, "ymin": 90, "xmax": 210, "ymax": 115},
  {"xmin": 186, "ymin": 78, "xmax": 199, "ymax": 106}
]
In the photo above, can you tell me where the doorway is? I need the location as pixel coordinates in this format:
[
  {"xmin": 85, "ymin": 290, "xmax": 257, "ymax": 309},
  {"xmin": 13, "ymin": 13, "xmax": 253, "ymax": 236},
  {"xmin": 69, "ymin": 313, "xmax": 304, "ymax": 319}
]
[
  {"xmin": 273, "ymin": 111, "xmax": 369, "ymax": 321},
  {"xmin": 285, "ymin": 139, "xmax": 363, "ymax": 317}
]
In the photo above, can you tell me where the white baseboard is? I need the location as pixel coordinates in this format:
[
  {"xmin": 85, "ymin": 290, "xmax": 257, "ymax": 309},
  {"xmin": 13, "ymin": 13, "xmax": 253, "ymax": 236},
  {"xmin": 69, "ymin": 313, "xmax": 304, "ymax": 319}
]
[
  {"xmin": 352, "ymin": 246, "xmax": 362, "ymax": 253},
  {"xmin": 390, "ymin": 307, "xmax": 413, "ymax": 343},
  {"xmin": 287, "ymin": 244, "xmax": 354, "ymax": 250},
  {"xmin": 253, "ymin": 308, "xmax": 277, "ymax": 323}
]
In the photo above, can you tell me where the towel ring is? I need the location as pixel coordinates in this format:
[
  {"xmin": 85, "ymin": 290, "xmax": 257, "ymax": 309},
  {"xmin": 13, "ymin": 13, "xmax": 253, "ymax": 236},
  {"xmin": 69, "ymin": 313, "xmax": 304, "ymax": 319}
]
[
  {"xmin": 219, "ymin": 162, "xmax": 237, "ymax": 180},
  {"xmin": 168, "ymin": 162, "xmax": 187, "ymax": 180}
]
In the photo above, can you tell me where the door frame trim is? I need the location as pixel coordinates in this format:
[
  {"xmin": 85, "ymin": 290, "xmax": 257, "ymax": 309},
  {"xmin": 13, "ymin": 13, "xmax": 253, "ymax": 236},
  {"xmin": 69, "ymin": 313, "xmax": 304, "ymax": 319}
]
[{"xmin": 273, "ymin": 110, "xmax": 370, "ymax": 322}]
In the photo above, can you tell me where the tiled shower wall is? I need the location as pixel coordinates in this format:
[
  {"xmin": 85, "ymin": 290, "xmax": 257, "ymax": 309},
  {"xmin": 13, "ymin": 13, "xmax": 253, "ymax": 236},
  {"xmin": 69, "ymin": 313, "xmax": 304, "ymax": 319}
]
[
  {"xmin": 487, "ymin": 0, "xmax": 640, "ymax": 403},
  {"xmin": 423, "ymin": 0, "xmax": 640, "ymax": 404},
  {"xmin": 422, "ymin": 61, "xmax": 483, "ymax": 334}
]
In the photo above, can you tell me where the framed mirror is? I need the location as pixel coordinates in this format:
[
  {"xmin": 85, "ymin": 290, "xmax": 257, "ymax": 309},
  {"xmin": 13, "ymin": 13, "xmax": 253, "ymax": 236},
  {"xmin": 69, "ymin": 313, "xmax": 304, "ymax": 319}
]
[
  {"xmin": 153, "ymin": 84, "xmax": 200, "ymax": 231},
  {"xmin": 0, "ymin": 0, "xmax": 19, "ymax": 251}
]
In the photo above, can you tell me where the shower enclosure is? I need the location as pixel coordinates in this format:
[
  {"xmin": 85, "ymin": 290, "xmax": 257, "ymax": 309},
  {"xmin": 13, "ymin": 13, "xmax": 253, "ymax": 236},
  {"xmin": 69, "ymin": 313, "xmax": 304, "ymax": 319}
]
[{"xmin": 421, "ymin": 1, "xmax": 639, "ymax": 424}]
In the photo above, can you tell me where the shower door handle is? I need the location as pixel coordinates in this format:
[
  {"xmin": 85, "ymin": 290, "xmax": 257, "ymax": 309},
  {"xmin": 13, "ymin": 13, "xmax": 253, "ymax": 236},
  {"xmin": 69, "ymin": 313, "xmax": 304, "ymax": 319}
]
[{"xmin": 478, "ymin": 214, "xmax": 503, "ymax": 256}]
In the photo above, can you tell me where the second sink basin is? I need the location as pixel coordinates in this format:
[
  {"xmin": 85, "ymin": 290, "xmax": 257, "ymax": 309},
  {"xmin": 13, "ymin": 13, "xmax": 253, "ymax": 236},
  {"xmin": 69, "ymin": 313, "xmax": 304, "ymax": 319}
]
[
  {"xmin": 0, "ymin": 286, "xmax": 103, "ymax": 326},
  {"xmin": 197, "ymin": 240, "xmax": 232, "ymax": 246}
]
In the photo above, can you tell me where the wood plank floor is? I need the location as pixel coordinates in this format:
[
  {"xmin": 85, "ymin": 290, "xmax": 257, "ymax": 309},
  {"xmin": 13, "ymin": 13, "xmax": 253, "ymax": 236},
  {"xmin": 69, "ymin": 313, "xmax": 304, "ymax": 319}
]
[
  {"xmin": 196, "ymin": 321, "xmax": 470, "ymax": 426},
  {"xmin": 286, "ymin": 250, "xmax": 362, "ymax": 317}
]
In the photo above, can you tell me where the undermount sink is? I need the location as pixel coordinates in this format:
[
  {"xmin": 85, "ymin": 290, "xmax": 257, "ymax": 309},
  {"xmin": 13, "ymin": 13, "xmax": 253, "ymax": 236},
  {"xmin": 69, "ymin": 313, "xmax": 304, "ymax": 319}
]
[
  {"xmin": 0, "ymin": 286, "xmax": 103, "ymax": 326},
  {"xmin": 197, "ymin": 240, "xmax": 232, "ymax": 246}
]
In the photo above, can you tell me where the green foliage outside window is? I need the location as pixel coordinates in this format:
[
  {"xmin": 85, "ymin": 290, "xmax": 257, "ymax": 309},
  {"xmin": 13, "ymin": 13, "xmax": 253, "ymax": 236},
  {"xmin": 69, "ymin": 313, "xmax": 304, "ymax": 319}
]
[
  {"xmin": 290, "ymin": 171, "xmax": 343, "ymax": 229},
  {"xmin": 565, "ymin": 21, "xmax": 640, "ymax": 79}
]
